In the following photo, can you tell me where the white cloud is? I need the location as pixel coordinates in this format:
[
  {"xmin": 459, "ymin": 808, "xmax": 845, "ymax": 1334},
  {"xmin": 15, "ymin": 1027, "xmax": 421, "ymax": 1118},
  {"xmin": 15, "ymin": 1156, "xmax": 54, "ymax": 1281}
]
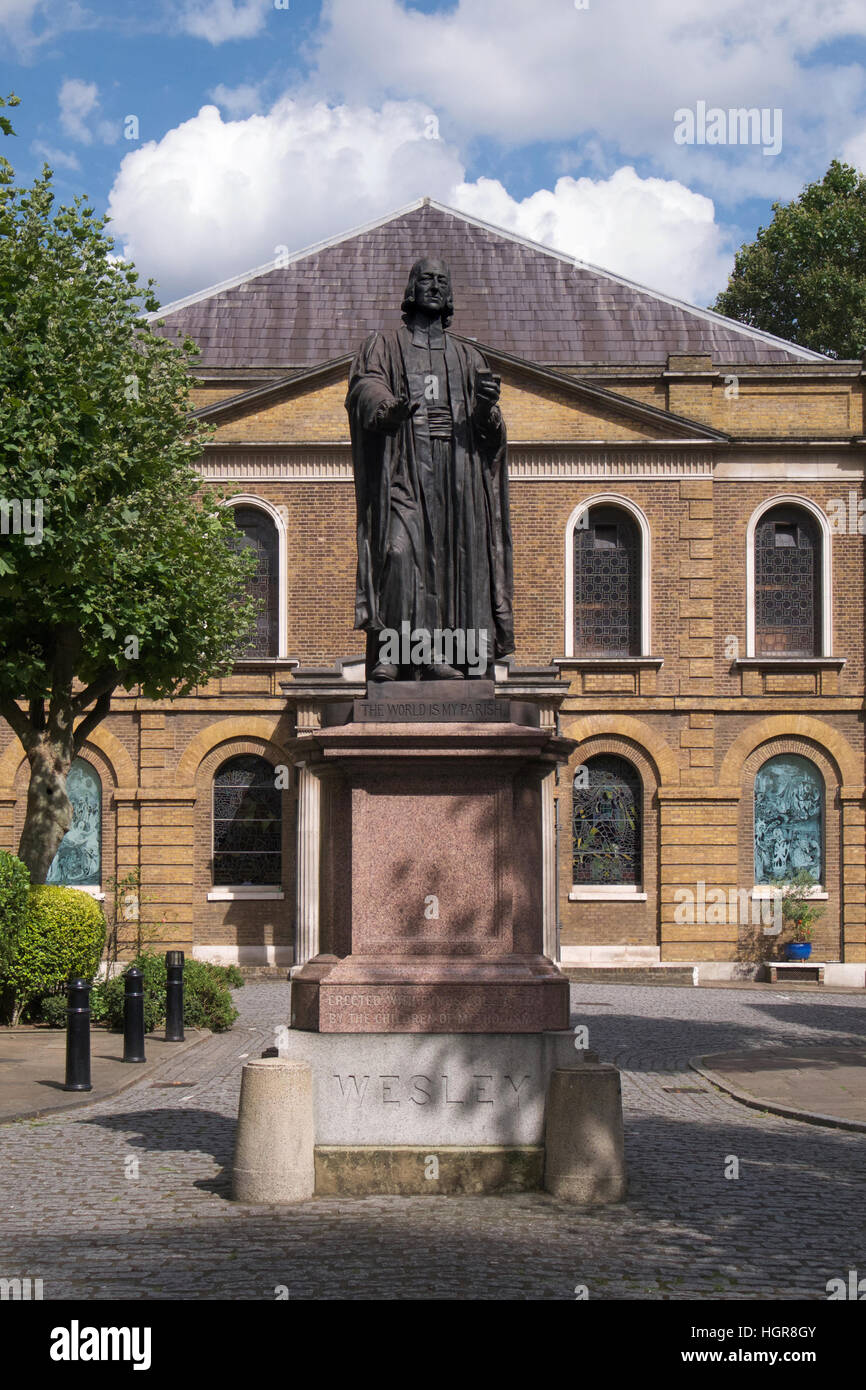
[
  {"xmin": 0, "ymin": 0, "xmax": 90, "ymax": 59},
  {"xmin": 308, "ymin": 0, "xmax": 866, "ymax": 201},
  {"xmin": 453, "ymin": 170, "xmax": 732, "ymax": 306},
  {"xmin": 58, "ymin": 78, "xmax": 117, "ymax": 145},
  {"xmin": 842, "ymin": 128, "xmax": 866, "ymax": 173},
  {"xmin": 174, "ymin": 0, "xmax": 272, "ymax": 44},
  {"xmin": 106, "ymin": 97, "xmax": 733, "ymax": 308},
  {"xmin": 30, "ymin": 140, "xmax": 82, "ymax": 172},
  {"xmin": 107, "ymin": 99, "xmax": 465, "ymax": 303},
  {"xmin": 209, "ymin": 82, "xmax": 264, "ymax": 117},
  {"xmin": 59, "ymin": 79, "xmax": 99, "ymax": 143}
]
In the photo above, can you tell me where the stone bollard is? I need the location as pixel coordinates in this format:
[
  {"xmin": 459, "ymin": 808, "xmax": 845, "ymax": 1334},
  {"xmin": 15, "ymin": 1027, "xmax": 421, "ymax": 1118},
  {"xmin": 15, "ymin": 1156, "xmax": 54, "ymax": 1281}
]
[
  {"xmin": 544, "ymin": 1064, "xmax": 627, "ymax": 1204},
  {"xmin": 232, "ymin": 1059, "xmax": 315, "ymax": 1204}
]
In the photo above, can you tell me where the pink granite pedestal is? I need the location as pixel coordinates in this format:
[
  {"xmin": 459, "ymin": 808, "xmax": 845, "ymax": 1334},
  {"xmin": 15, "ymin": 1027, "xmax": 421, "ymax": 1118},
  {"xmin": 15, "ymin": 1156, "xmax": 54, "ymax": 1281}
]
[{"xmin": 290, "ymin": 720, "xmax": 574, "ymax": 1033}]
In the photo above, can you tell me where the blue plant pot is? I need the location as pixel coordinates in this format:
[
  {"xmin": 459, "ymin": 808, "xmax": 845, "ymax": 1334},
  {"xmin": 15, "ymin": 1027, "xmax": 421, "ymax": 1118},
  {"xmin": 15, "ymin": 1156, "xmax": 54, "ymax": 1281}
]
[{"xmin": 785, "ymin": 942, "xmax": 812, "ymax": 961}]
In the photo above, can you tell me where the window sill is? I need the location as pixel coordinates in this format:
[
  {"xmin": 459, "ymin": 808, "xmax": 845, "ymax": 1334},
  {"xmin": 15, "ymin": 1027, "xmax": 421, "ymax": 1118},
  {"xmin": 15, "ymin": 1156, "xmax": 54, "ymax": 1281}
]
[
  {"xmin": 64, "ymin": 886, "xmax": 105, "ymax": 900},
  {"xmin": 569, "ymin": 886, "xmax": 647, "ymax": 901},
  {"xmin": 751, "ymin": 886, "xmax": 828, "ymax": 900},
  {"xmin": 554, "ymin": 656, "xmax": 663, "ymax": 668},
  {"xmin": 734, "ymin": 657, "xmax": 844, "ymax": 669},
  {"xmin": 207, "ymin": 888, "xmax": 285, "ymax": 901}
]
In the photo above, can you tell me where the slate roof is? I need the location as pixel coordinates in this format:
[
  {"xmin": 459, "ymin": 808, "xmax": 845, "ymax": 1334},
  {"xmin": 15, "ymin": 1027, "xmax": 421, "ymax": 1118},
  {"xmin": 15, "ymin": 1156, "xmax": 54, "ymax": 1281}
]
[{"xmin": 149, "ymin": 198, "xmax": 827, "ymax": 369}]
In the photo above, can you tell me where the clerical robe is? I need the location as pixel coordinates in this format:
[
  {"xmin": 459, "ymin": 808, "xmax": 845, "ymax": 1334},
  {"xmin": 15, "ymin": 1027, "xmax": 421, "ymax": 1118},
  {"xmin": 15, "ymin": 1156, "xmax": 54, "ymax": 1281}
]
[{"xmin": 345, "ymin": 321, "xmax": 514, "ymax": 660}]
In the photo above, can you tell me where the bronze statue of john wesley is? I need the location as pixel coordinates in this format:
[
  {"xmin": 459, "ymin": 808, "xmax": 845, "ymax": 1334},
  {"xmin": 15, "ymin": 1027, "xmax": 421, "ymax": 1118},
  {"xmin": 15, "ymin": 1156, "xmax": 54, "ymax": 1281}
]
[{"xmin": 346, "ymin": 258, "xmax": 514, "ymax": 681}]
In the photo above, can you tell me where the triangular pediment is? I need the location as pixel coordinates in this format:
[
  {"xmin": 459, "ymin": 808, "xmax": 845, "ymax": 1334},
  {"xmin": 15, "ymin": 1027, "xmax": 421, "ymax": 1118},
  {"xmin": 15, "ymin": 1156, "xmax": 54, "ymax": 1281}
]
[{"xmin": 194, "ymin": 339, "xmax": 726, "ymax": 445}]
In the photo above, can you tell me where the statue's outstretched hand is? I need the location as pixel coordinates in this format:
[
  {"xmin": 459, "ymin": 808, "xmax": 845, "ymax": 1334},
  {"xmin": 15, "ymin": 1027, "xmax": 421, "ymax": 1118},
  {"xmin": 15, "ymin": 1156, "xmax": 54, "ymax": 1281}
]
[{"xmin": 375, "ymin": 395, "xmax": 420, "ymax": 432}]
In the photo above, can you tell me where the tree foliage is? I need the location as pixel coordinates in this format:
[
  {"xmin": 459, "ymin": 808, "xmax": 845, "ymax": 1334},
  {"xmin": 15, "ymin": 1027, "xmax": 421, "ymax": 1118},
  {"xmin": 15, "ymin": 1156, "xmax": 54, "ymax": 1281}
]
[
  {"xmin": 712, "ymin": 160, "xmax": 866, "ymax": 359},
  {"xmin": 0, "ymin": 146, "xmax": 255, "ymax": 879}
]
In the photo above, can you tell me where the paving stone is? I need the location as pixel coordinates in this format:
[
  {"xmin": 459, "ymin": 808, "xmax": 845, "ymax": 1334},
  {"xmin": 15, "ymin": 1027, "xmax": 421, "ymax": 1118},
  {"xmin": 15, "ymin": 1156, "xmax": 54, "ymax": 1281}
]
[{"xmin": 0, "ymin": 981, "xmax": 863, "ymax": 1300}]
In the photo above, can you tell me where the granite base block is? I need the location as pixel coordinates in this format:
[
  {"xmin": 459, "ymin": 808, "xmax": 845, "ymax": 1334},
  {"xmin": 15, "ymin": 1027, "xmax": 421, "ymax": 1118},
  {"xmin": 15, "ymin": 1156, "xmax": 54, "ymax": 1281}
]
[
  {"xmin": 314, "ymin": 1145, "xmax": 543, "ymax": 1195},
  {"xmin": 276, "ymin": 1028, "xmax": 589, "ymax": 1146}
]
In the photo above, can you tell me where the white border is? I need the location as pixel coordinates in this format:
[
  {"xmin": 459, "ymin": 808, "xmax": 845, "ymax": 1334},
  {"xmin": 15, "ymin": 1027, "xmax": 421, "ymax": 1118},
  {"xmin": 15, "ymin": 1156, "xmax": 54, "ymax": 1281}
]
[
  {"xmin": 564, "ymin": 494, "xmax": 651, "ymax": 657},
  {"xmin": 221, "ymin": 495, "xmax": 288, "ymax": 659},
  {"xmin": 745, "ymin": 495, "xmax": 832, "ymax": 658}
]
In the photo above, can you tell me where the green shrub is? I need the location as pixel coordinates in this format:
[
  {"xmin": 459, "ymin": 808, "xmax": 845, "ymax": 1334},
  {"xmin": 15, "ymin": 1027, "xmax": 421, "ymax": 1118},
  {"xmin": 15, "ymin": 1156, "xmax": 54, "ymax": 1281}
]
[
  {"xmin": 1, "ymin": 885, "xmax": 105, "ymax": 1024},
  {"xmin": 39, "ymin": 994, "xmax": 69, "ymax": 1028},
  {"xmin": 97, "ymin": 951, "xmax": 239, "ymax": 1033},
  {"xmin": 0, "ymin": 850, "xmax": 30, "ymax": 975}
]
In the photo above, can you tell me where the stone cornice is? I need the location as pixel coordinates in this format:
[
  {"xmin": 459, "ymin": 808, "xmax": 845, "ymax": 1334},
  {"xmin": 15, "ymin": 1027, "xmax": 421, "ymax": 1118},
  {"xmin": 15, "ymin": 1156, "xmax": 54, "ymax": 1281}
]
[{"xmin": 196, "ymin": 442, "xmax": 718, "ymax": 481}]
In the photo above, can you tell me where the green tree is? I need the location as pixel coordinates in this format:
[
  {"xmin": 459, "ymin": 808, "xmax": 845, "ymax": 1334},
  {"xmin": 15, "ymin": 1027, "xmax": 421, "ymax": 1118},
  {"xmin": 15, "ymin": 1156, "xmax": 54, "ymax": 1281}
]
[
  {"xmin": 713, "ymin": 160, "xmax": 866, "ymax": 359},
  {"xmin": 0, "ymin": 93, "xmax": 20, "ymax": 140},
  {"xmin": 0, "ymin": 152, "xmax": 256, "ymax": 881}
]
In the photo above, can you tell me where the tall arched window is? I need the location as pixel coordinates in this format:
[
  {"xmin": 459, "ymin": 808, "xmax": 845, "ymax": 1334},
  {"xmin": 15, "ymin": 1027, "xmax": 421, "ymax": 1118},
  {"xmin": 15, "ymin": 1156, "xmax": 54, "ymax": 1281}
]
[
  {"xmin": 47, "ymin": 758, "xmax": 102, "ymax": 887},
  {"xmin": 231, "ymin": 505, "xmax": 279, "ymax": 659},
  {"xmin": 573, "ymin": 754, "xmax": 642, "ymax": 886},
  {"xmin": 754, "ymin": 754, "xmax": 823, "ymax": 885},
  {"xmin": 755, "ymin": 505, "xmax": 820, "ymax": 656},
  {"xmin": 574, "ymin": 506, "xmax": 640, "ymax": 656},
  {"xmin": 213, "ymin": 755, "xmax": 282, "ymax": 886}
]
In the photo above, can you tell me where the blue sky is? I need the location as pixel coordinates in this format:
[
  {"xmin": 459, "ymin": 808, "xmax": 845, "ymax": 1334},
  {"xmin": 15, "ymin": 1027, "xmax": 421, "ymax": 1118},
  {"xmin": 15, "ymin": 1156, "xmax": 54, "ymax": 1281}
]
[{"xmin": 3, "ymin": 0, "xmax": 866, "ymax": 308}]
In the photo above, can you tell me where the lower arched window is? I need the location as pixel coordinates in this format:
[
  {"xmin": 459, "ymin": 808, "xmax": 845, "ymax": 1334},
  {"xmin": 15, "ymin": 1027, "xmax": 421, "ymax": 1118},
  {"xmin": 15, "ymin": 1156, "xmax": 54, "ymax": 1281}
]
[
  {"xmin": 213, "ymin": 754, "xmax": 282, "ymax": 886},
  {"xmin": 754, "ymin": 754, "xmax": 823, "ymax": 885},
  {"xmin": 47, "ymin": 758, "xmax": 102, "ymax": 887},
  {"xmin": 573, "ymin": 754, "xmax": 642, "ymax": 886}
]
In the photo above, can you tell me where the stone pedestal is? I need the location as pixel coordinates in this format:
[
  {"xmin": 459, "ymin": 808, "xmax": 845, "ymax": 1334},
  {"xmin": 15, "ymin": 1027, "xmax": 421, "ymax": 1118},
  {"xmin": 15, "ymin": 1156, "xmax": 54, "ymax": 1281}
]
[
  {"xmin": 274, "ymin": 1028, "xmax": 597, "ymax": 1195},
  {"xmin": 289, "ymin": 713, "xmax": 574, "ymax": 1033}
]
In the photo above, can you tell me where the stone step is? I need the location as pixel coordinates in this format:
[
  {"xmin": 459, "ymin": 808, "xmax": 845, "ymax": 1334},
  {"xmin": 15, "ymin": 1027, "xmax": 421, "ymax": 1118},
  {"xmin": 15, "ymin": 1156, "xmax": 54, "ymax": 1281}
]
[
  {"xmin": 237, "ymin": 966, "xmax": 292, "ymax": 981},
  {"xmin": 561, "ymin": 966, "xmax": 697, "ymax": 987}
]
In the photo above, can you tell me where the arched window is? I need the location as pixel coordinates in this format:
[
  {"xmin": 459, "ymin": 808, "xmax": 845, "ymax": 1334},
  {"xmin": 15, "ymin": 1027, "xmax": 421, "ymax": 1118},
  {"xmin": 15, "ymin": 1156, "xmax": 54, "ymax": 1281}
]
[
  {"xmin": 755, "ymin": 506, "xmax": 820, "ymax": 656},
  {"xmin": 574, "ymin": 506, "xmax": 640, "ymax": 656},
  {"xmin": 213, "ymin": 755, "xmax": 282, "ymax": 886},
  {"xmin": 754, "ymin": 754, "xmax": 823, "ymax": 885},
  {"xmin": 573, "ymin": 754, "xmax": 642, "ymax": 886},
  {"xmin": 47, "ymin": 758, "xmax": 102, "ymax": 887},
  {"xmin": 231, "ymin": 505, "xmax": 279, "ymax": 659}
]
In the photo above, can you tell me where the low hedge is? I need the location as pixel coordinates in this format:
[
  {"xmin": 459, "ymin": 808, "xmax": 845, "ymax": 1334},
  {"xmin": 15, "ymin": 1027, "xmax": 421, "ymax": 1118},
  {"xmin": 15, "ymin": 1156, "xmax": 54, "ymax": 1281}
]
[
  {"xmin": 92, "ymin": 951, "xmax": 242, "ymax": 1033},
  {"xmin": 0, "ymin": 850, "xmax": 30, "ymax": 976},
  {"xmin": 1, "ymin": 884, "xmax": 105, "ymax": 1024}
]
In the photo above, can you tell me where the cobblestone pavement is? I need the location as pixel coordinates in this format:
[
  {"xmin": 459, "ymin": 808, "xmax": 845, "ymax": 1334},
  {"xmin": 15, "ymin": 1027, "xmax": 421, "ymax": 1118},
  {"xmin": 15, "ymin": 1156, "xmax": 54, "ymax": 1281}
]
[{"xmin": 1, "ymin": 982, "xmax": 864, "ymax": 1300}]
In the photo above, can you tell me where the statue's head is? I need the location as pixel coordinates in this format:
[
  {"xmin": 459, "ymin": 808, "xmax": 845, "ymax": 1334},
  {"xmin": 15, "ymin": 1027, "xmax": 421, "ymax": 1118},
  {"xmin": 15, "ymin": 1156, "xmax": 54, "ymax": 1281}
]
[{"xmin": 401, "ymin": 257, "xmax": 454, "ymax": 327}]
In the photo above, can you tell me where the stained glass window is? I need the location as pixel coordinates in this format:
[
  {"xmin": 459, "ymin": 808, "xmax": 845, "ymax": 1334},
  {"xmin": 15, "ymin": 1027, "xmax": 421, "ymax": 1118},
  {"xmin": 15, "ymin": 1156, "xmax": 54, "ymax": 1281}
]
[
  {"xmin": 754, "ymin": 754, "xmax": 823, "ymax": 884},
  {"xmin": 755, "ymin": 506, "xmax": 820, "ymax": 656},
  {"xmin": 574, "ymin": 506, "xmax": 640, "ymax": 656},
  {"xmin": 213, "ymin": 755, "xmax": 282, "ymax": 886},
  {"xmin": 232, "ymin": 506, "xmax": 279, "ymax": 659},
  {"xmin": 47, "ymin": 758, "xmax": 101, "ymax": 887},
  {"xmin": 573, "ymin": 755, "xmax": 642, "ymax": 886}
]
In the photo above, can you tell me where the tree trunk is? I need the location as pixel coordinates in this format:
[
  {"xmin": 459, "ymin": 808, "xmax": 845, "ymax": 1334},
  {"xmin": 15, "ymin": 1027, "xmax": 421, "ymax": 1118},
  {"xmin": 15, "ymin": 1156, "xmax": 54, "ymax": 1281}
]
[{"xmin": 17, "ymin": 732, "xmax": 74, "ymax": 884}]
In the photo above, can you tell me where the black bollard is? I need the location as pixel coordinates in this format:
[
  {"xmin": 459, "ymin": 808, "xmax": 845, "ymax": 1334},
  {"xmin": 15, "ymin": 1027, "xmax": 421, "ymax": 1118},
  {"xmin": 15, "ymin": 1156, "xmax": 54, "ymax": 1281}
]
[
  {"xmin": 63, "ymin": 976, "xmax": 92, "ymax": 1092},
  {"xmin": 122, "ymin": 966, "xmax": 146, "ymax": 1063},
  {"xmin": 165, "ymin": 950, "xmax": 185, "ymax": 1042}
]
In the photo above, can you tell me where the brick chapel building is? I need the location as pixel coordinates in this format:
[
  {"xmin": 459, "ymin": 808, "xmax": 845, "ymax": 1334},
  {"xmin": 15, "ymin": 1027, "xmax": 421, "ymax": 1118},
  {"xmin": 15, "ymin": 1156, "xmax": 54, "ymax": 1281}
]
[{"xmin": 2, "ymin": 198, "xmax": 864, "ymax": 983}]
